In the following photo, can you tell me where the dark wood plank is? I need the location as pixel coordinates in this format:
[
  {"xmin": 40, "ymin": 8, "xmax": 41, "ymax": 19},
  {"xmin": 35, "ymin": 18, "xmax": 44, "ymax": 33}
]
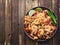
[
  {"xmin": 0, "ymin": 0, "xmax": 5, "ymax": 45},
  {"xmin": 5, "ymin": 0, "xmax": 12, "ymax": 45},
  {"xmin": 53, "ymin": 0, "xmax": 60, "ymax": 45},
  {"xmin": 11, "ymin": 0, "xmax": 19, "ymax": 45},
  {"xmin": 19, "ymin": 0, "xmax": 25, "ymax": 45},
  {"xmin": 38, "ymin": 0, "xmax": 52, "ymax": 9},
  {"xmin": 26, "ymin": 0, "xmax": 38, "ymax": 14},
  {"xmin": 38, "ymin": 0, "xmax": 53, "ymax": 45}
]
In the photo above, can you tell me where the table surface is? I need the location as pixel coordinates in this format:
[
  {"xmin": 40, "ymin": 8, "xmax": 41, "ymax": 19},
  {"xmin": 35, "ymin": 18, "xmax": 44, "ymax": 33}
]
[{"xmin": 0, "ymin": 0, "xmax": 60, "ymax": 45}]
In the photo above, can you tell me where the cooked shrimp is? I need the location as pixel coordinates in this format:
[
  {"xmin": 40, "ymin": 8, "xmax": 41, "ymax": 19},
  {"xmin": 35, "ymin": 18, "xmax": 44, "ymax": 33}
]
[
  {"xmin": 51, "ymin": 26, "xmax": 56, "ymax": 30},
  {"xmin": 24, "ymin": 9, "xmax": 56, "ymax": 40},
  {"xmin": 31, "ymin": 19, "xmax": 40, "ymax": 24},
  {"xmin": 34, "ymin": 36, "xmax": 38, "ymax": 39},
  {"xmin": 30, "ymin": 25, "xmax": 38, "ymax": 36},
  {"xmin": 38, "ymin": 29, "xmax": 44, "ymax": 35},
  {"xmin": 44, "ymin": 25, "xmax": 51, "ymax": 32},
  {"xmin": 24, "ymin": 16, "xmax": 31, "ymax": 22},
  {"xmin": 36, "ymin": 12, "xmax": 46, "ymax": 18}
]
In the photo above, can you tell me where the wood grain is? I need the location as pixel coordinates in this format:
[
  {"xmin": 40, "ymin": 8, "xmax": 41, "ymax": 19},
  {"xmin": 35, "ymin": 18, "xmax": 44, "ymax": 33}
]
[
  {"xmin": 0, "ymin": 0, "xmax": 5, "ymax": 45},
  {"xmin": 19, "ymin": 0, "xmax": 25, "ymax": 45},
  {"xmin": 52, "ymin": 0, "xmax": 60, "ymax": 45},
  {"xmin": 26, "ymin": 0, "xmax": 38, "ymax": 14},
  {"xmin": 5, "ymin": 0, "xmax": 12, "ymax": 45},
  {"xmin": 10, "ymin": 0, "xmax": 19, "ymax": 45}
]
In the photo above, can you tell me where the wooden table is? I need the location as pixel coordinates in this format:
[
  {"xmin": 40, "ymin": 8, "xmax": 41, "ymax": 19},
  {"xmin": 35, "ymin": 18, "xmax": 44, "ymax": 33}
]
[{"xmin": 0, "ymin": 0, "xmax": 60, "ymax": 45}]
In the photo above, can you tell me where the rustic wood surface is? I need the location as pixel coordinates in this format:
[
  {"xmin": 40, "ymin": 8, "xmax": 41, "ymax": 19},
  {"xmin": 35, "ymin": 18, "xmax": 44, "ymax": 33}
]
[
  {"xmin": 0, "ymin": 0, "xmax": 5, "ymax": 45},
  {"xmin": 0, "ymin": 0, "xmax": 60, "ymax": 45}
]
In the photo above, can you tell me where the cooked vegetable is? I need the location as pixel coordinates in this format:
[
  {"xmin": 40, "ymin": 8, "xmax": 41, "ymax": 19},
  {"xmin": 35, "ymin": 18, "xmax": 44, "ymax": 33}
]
[
  {"xmin": 29, "ymin": 10, "xmax": 35, "ymax": 16},
  {"xmin": 35, "ymin": 8, "xmax": 42, "ymax": 12},
  {"xmin": 47, "ymin": 10, "xmax": 57, "ymax": 25}
]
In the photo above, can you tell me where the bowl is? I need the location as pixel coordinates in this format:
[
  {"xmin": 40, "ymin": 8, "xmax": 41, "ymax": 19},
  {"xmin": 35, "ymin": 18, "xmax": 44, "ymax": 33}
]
[{"xmin": 24, "ymin": 7, "xmax": 58, "ymax": 41}]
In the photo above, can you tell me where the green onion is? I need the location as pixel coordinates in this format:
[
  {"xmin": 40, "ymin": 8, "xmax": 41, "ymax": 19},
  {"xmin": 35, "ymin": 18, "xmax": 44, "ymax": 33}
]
[{"xmin": 47, "ymin": 10, "xmax": 57, "ymax": 25}]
